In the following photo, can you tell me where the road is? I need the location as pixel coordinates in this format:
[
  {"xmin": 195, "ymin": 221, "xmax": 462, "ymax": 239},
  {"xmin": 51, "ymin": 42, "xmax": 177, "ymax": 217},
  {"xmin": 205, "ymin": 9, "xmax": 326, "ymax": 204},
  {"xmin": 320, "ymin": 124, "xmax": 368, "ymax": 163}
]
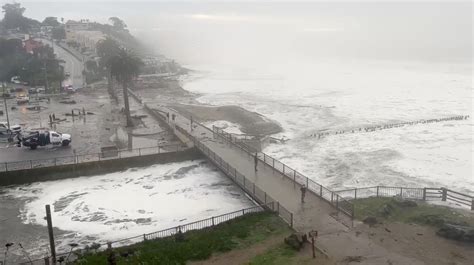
[{"xmin": 38, "ymin": 38, "xmax": 85, "ymax": 88}]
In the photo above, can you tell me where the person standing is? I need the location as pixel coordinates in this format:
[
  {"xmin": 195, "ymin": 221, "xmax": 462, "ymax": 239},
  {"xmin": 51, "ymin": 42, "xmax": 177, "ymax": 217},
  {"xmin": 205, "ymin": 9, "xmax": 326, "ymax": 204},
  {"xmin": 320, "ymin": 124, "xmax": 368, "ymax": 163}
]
[
  {"xmin": 254, "ymin": 153, "xmax": 258, "ymax": 172},
  {"xmin": 300, "ymin": 185, "xmax": 307, "ymax": 203}
]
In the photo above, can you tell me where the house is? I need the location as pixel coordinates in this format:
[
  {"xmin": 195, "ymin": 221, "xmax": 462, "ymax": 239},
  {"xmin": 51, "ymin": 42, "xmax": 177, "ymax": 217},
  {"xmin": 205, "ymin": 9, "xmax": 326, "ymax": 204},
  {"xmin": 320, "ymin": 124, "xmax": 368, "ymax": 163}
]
[{"xmin": 23, "ymin": 38, "xmax": 43, "ymax": 54}]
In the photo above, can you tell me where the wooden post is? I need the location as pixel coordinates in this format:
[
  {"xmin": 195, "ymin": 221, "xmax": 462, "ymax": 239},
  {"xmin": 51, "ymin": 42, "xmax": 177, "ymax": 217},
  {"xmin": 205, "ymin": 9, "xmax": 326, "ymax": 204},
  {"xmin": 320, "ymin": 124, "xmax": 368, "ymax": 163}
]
[
  {"xmin": 400, "ymin": 187, "xmax": 403, "ymax": 198},
  {"xmin": 422, "ymin": 188, "xmax": 426, "ymax": 200},
  {"xmin": 45, "ymin": 205, "xmax": 56, "ymax": 264},
  {"xmin": 376, "ymin": 186, "xmax": 380, "ymax": 197},
  {"xmin": 212, "ymin": 217, "xmax": 215, "ymax": 226},
  {"xmin": 290, "ymin": 213, "xmax": 293, "ymax": 228},
  {"xmin": 441, "ymin": 188, "xmax": 447, "ymax": 201},
  {"xmin": 354, "ymin": 188, "xmax": 357, "ymax": 200}
]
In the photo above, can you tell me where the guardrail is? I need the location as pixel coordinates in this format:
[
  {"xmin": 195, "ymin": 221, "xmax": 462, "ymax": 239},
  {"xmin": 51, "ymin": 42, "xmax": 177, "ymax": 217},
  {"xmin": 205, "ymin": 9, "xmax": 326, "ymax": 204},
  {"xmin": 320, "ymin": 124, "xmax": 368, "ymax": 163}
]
[
  {"xmin": 210, "ymin": 125, "xmax": 354, "ymax": 220},
  {"xmin": 335, "ymin": 186, "xmax": 474, "ymax": 210},
  {"xmin": 176, "ymin": 125, "xmax": 294, "ymax": 228},
  {"xmin": 1, "ymin": 143, "xmax": 186, "ymax": 173},
  {"xmin": 26, "ymin": 203, "xmax": 280, "ymax": 265}
]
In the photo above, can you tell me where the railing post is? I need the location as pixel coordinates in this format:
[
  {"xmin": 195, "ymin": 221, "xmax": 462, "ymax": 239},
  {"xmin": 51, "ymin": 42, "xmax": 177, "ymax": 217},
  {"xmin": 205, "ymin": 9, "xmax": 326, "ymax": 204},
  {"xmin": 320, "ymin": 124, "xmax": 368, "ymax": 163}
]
[
  {"xmin": 400, "ymin": 187, "xmax": 403, "ymax": 198},
  {"xmin": 290, "ymin": 213, "xmax": 293, "ymax": 228},
  {"xmin": 293, "ymin": 171, "xmax": 296, "ymax": 188},
  {"xmin": 422, "ymin": 188, "xmax": 426, "ymax": 200},
  {"xmin": 354, "ymin": 188, "xmax": 357, "ymax": 200},
  {"xmin": 283, "ymin": 164, "xmax": 285, "ymax": 174},
  {"xmin": 277, "ymin": 201, "xmax": 280, "ymax": 213},
  {"xmin": 212, "ymin": 216, "xmax": 215, "ymax": 226},
  {"xmin": 336, "ymin": 195, "xmax": 339, "ymax": 209},
  {"xmin": 143, "ymin": 234, "xmax": 147, "ymax": 241},
  {"xmin": 331, "ymin": 192, "xmax": 334, "ymax": 203},
  {"xmin": 264, "ymin": 192, "xmax": 267, "ymax": 204},
  {"xmin": 441, "ymin": 188, "xmax": 447, "ymax": 201},
  {"xmin": 471, "ymin": 199, "xmax": 474, "ymax": 211},
  {"xmin": 320, "ymin": 185, "xmax": 323, "ymax": 196},
  {"xmin": 376, "ymin": 186, "xmax": 380, "ymax": 197},
  {"xmin": 306, "ymin": 177, "xmax": 309, "ymax": 187},
  {"xmin": 253, "ymin": 183, "xmax": 255, "ymax": 195},
  {"xmin": 30, "ymin": 160, "xmax": 33, "ymax": 169},
  {"xmin": 272, "ymin": 159, "xmax": 274, "ymax": 168}
]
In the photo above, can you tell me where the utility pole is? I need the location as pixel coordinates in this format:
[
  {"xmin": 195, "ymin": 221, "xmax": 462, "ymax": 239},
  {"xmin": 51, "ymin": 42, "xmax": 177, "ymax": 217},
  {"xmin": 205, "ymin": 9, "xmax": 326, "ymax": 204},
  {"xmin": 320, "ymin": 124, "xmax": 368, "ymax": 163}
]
[
  {"xmin": 43, "ymin": 61, "xmax": 49, "ymax": 92},
  {"xmin": 2, "ymin": 83, "xmax": 10, "ymax": 130},
  {"xmin": 45, "ymin": 205, "xmax": 56, "ymax": 264}
]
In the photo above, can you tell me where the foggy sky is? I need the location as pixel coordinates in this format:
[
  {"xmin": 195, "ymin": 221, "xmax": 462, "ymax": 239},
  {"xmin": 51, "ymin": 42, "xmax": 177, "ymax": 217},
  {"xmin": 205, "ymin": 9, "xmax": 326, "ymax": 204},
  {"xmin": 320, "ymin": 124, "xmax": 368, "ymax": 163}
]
[{"xmin": 10, "ymin": 1, "xmax": 474, "ymax": 65}]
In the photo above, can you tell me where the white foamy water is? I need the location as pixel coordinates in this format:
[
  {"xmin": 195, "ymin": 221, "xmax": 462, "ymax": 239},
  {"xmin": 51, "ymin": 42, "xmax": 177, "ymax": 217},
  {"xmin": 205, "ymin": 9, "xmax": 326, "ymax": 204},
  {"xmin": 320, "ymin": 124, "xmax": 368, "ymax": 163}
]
[
  {"xmin": 204, "ymin": 120, "xmax": 245, "ymax": 135},
  {"xmin": 183, "ymin": 60, "xmax": 473, "ymax": 194},
  {"xmin": 2, "ymin": 160, "xmax": 253, "ymax": 255}
]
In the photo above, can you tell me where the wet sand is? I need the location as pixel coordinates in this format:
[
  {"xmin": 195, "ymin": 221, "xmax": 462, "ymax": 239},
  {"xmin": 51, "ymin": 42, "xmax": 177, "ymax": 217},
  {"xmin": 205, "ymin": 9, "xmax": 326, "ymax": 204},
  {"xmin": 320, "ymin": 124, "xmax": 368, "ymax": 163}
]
[
  {"xmin": 172, "ymin": 104, "xmax": 282, "ymax": 136},
  {"xmin": 134, "ymin": 77, "xmax": 283, "ymax": 137}
]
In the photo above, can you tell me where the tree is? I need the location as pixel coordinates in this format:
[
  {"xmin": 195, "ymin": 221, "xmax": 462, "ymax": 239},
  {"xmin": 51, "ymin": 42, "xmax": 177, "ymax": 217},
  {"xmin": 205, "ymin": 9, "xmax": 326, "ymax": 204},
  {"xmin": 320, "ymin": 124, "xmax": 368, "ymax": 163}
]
[
  {"xmin": 109, "ymin": 17, "xmax": 127, "ymax": 31},
  {"xmin": 96, "ymin": 37, "xmax": 121, "ymax": 94},
  {"xmin": 42, "ymin": 17, "xmax": 60, "ymax": 27},
  {"xmin": 108, "ymin": 48, "xmax": 143, "ymax": 127},
  {"xmin": 51, "ymin": 27, "xmax": 66, "ymax": 40},
  {"xmin": 1, "ymin": 3, "xmax": 39, "ymax": 32}
]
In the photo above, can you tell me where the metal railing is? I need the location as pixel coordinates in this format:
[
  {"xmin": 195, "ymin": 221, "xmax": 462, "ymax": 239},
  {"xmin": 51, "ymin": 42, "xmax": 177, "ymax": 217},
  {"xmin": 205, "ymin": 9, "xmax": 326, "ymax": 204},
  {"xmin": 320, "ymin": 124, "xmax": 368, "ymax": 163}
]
[
  {"xmin": 1, "ymin": 143, "xmax": 186, "ymax": 173},
  {"xmin": 26, "ymin": 203, "xmax": 280, "ymax": 265},
  {"xmin": 211, "ymin": 125, "xmax": 355, "ymax": 219},
  {"xmin": 335, "ymin": 186, "xmax": 474, "ymax": 210},
  {"xmin": 176, "ymin": 125, "xmax": 294, "ymax": 228}
]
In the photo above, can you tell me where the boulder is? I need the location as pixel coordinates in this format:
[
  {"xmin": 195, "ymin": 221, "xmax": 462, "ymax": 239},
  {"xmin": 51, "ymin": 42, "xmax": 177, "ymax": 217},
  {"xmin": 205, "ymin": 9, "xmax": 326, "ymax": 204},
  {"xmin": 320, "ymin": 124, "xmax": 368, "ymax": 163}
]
[
  {"xmin": 284, "ymin": 233, "xmax": 305, "ymax": 251},
  {"xmin": 437, "ymin": 224, "xmax": 474, "ymax": 243},
  {"xmin": 363, "ymin": 216, "xmax": 378, "ymax": 226}
]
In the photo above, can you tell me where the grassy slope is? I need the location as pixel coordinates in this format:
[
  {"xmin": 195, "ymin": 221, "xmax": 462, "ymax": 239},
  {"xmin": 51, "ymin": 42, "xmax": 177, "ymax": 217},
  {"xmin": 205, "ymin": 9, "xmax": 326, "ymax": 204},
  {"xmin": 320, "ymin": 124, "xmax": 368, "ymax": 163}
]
[
  {"xmin": 75, "ymin": 212, "xmax": 292, "ymax": 265},
  {"xmin": 353, "ymin": 197, "xmax": 474, "ymax": 227}
]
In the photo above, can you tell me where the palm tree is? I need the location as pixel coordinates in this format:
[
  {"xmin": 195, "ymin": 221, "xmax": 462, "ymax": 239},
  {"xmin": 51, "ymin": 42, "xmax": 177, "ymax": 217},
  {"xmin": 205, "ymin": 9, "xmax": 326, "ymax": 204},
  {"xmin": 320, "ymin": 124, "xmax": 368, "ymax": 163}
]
[
  {"xmin": 96, "ymin": 37, "xmax": 120, "ymax": 95},
  {"xmin": 108, "ymin": 48, "xmax": 143, "ymax": 127}
]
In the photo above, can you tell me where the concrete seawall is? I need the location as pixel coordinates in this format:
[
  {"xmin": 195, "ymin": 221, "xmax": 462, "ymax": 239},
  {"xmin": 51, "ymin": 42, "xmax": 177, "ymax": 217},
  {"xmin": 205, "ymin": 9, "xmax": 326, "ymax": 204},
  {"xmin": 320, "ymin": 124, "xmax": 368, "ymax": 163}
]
[{"xmin": 0, "ymin": 148, "xmax": 202, "ymax": 186}]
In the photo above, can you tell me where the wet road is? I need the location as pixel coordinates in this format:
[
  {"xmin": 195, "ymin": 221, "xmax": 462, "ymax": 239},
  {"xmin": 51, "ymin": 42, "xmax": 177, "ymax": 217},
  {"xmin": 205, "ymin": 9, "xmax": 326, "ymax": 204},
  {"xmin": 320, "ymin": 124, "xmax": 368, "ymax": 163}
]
[{"xmin": 38, "ymin": 38, "xmax": 84, "ymax": 88}]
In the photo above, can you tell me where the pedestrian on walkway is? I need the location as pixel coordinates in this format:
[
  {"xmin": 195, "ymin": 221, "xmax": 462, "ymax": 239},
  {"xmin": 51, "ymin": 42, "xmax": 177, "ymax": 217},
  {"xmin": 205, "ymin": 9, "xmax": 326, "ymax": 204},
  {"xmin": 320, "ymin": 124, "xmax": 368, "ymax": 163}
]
[
  {"xmin": 300, "ymin": 185, "xmax": 307, "ymax": 203},
  {"xmin": 254, "ymin": 153, "xmax": 258, "ymax": 172}
]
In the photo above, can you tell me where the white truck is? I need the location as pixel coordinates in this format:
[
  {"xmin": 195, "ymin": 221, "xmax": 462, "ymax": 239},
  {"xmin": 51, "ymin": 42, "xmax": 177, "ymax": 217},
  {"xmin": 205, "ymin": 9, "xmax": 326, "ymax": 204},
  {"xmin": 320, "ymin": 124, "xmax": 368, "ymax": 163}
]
[{"xmin": 19, "ymin": 130, "xmax": 71, "ymax": 149}]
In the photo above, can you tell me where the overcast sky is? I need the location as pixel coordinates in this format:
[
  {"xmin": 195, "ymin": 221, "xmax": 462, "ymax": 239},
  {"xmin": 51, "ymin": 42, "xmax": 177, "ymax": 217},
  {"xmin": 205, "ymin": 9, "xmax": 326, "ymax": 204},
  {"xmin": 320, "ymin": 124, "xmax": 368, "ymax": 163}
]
[{"xmin": 4, "ymin": 1, "xmax": 472, "ymax": 65}]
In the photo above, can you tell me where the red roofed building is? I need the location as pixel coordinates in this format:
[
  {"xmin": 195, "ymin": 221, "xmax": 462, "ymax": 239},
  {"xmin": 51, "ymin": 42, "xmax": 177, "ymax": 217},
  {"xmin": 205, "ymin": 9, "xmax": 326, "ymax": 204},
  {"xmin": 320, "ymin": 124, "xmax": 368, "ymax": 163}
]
[{"xmin": 23, "ymin": 38, "xmax": 44, "ymax": 54}]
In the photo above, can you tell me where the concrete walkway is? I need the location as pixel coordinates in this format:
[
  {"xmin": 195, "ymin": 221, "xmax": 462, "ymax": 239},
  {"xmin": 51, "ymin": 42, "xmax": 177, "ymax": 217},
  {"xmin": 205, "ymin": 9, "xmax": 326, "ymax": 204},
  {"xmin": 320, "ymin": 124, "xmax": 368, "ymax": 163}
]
[{"xmin": 149, "ymin": 106, "xmax": 424, "ymax": 265}]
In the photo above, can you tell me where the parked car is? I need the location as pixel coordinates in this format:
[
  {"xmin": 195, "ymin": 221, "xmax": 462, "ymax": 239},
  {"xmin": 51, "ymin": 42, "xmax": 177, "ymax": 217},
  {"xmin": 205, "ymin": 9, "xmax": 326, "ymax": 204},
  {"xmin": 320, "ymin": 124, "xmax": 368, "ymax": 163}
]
[
  {"xmin": 0, "ymin": 122, "xmax": 10, "ymax": 135},
  {"xmin": 16, "ymin": 94, "xmax": 30, "ymax": 104}
]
